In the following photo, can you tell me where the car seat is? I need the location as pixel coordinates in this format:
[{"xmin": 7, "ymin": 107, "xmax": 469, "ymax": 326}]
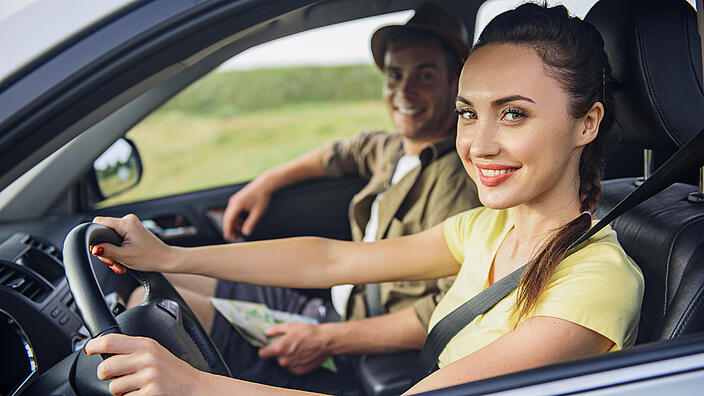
[{"xmin": 588, "ymin": 0, "xmax": 704, "ymax": 344}]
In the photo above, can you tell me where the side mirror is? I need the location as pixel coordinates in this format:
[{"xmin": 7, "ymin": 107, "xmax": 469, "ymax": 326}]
[{"xmin": 91, "ymin": 138, "xmax": 143, "ymax": 200}]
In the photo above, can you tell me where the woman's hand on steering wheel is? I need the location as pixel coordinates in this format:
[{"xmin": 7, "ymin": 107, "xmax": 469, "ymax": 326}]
[
  {"xmin": 91, "ymin": 214, "xmax": 179, "ymax": 274},
  {"xmin": 85, "ymin": 333, "xmax": 212, "ymax": 396}
]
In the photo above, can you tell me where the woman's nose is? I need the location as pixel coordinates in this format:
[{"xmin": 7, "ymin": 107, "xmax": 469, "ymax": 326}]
[{"xmin": 466, "ymin": 121, "xmax": 501, "ymax": 158}]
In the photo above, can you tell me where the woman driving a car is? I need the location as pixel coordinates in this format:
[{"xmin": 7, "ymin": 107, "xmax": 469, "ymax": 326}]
[{"xmin": 85, "ymin": 4, "xmax": 644, "ymax": 395}]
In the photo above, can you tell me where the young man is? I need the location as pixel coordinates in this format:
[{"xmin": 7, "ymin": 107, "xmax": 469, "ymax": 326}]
[{"xmin": 159, "ymin": 3, "xmax": 480, "ymax": 392}]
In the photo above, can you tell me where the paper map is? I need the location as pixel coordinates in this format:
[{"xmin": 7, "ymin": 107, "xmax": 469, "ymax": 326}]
[{"xmin": 210, "ymin": 297, "xmax": 337, "ymax": 372}]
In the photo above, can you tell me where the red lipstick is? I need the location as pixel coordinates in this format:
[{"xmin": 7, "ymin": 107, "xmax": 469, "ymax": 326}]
[{"xmin": 475, "ymin": 164, "xmax": 519, "ymax": 187}]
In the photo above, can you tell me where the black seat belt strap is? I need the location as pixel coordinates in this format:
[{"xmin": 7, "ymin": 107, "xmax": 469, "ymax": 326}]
[
  {"xmin": 413, "ymin": 263, "xmax": 526, "ymax": 382},
  {"xmin": 573, "ymin": 130, "xmax": 704, "ymax": 248},
  {"xmin": 412, "ymin": 129, "xmax": 704, "ymax": 385}
]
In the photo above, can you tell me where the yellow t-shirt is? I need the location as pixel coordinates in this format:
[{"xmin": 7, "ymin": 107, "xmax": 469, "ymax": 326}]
[{"xmin": 429, "ymin": 207, "xmax": 644, "ymax": 368}]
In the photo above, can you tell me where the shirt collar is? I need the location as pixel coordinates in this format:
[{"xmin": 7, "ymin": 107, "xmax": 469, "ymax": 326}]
[{"xmin": 418, "ymin": 134, "xmax": 457, "ymax": 166}]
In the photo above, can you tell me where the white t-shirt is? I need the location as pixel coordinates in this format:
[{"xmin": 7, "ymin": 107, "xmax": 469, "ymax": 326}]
[{"xmin": 331, "ymin": 155, "xmax": 421, "ymax": 316}]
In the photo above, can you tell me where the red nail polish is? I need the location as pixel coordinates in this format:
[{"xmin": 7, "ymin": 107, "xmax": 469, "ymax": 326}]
[
  {"xmin": 83, "ymin": 345, "xmax": 88, "ymax": 354},
  {"xmin": 111, "ymin": 266, "xmax": 120, "ymax": 274},
  {"xmin": 95, "ymin": 247, "xmax": 104, "ymax": 256}
]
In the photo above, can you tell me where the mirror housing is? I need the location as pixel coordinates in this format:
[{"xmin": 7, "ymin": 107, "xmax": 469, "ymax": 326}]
[{"xmin": 89, "ymin": 138, "xmax": 143, "ymax": 202}]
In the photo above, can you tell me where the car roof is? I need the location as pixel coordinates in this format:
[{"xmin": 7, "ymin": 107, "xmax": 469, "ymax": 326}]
[{"xmin": 0, "ymin": 0, "xmax": 137, "ymax": 84}]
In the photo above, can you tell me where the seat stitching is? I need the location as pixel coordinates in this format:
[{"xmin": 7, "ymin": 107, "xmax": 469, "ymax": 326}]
[{"xmin": 672, "ymin": 285, "xmax": 704, "ymax": 338}]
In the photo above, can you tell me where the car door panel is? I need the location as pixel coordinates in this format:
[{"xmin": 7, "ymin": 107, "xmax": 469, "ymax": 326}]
[{"xmin": 91, "ymin": 176, "xmax": 366, "ymax": 247}]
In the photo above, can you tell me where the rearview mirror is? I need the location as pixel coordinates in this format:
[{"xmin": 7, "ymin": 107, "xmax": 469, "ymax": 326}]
[{"xmin": 92, "ymin": 138, "xmax": 142, "ymax": 199}]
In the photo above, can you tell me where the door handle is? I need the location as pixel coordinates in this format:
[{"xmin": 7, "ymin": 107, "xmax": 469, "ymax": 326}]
[{"xmin": 142, "ymin": 217, "xmax": 197, "ymax": 240}]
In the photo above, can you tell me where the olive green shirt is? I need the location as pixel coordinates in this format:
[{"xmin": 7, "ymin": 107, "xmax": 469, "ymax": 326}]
[{"xmin": 320, "ymin": 131, "xmax": 480, "ymax": 328}]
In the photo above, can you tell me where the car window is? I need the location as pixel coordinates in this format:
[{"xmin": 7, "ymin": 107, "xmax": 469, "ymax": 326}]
[
  {"xmin": 474, "ymin": 0, "xmax": 598, "ymax": 42},
  {"xmin": 97, "ymin": 11, "xmax": 412, "ymax": 208}
]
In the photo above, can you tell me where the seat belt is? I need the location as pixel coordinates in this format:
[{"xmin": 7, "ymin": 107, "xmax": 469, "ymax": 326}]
[
  {"xmin": 364, "ymin": 284, "xmax": 384, "ymax": 317},
  {"xmin": 412, "ymin": 129, "xmax": 704, "ymax": 384},
  {"xmin": 412, "ymin": 262, "xmax": 527, "ymax": 383},
  {"xmin": 365, "ymin": 145, "xmax": 404, "ymax": 317}
]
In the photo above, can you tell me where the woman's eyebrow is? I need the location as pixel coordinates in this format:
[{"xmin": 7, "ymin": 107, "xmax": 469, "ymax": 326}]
[
  {"xmin": 456, "ymin": 96, "xmax": 472, "ymax": 106},
  {"xmin": 492, "ymin": 95, "xmax": 535, "ymax": 106},
  {"xmin": 456, "ymin": 95, "xmax": 534, "ymax": 107}
]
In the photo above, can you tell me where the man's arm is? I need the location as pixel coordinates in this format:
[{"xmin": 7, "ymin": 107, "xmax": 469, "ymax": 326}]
[
  {"xmin": 223, "ymin": 147, "xmax": 326, "ymax": 241},
  {"xmin": 223, "ymin": 130, "xmax": 392, "ymax": 241},
  {"xmin": 259, "ymin": 307, "xmax": 426, "ymax": 375}
]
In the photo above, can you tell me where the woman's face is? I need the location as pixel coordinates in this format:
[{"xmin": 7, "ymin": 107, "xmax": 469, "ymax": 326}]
[{"xmin": 455, "ymin": 44, "xmax": 598, "ymax": 211}]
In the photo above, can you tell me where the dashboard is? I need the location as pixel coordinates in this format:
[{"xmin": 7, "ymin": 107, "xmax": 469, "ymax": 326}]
[
  {"xmin": 1, "ymin": 232, "xmax": 82, "ymax": 394},
  {"xmin": 0, "ymin": 216, "xmax": 134, "ymax": 395}
]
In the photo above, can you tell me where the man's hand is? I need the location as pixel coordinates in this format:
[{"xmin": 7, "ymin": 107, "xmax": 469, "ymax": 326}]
[
  {"xmin": 258, "ymin": 322, "xmax": 332, "ymax": 375},
  {"xmin": 222, "ymin": 178, "xmax": 274, "ymax": 241},
  {"xmin": 222, "ymin": 148, "xmax": 327, "ymax": 241}
]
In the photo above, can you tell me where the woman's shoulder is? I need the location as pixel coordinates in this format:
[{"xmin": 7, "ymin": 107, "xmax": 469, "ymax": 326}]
[
  {"xmin": 534, "ymin": 227, "xmax": 644, "ymax": 351},
  {"xmin": 558, "ymin": 225, "xmax": 644, "ymax": 287}
]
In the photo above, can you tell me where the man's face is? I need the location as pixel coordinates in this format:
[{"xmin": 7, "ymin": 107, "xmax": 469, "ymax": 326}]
[{"xmin": 382, "ymin": 38, "xmax": 458, "ymax": 143}]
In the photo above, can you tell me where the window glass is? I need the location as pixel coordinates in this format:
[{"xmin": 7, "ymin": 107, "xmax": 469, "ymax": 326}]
[
  {"xmin": 474, "ymin": 0, "xmax": 598, "ymax": 43},
  {"xmin": 99, "ymin": 11, "xmax": 412, "ymax": 207}
]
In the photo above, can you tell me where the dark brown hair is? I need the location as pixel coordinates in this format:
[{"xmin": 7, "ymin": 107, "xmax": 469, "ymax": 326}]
[{"xmin": 473, "ymin": 3, "xmax": 617, "ymax": 320}]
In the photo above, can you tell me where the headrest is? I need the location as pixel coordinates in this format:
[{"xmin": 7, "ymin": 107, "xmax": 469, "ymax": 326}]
[{"xmin": 586, "ymin": 0, "xmax": 704, "ymax": 151}]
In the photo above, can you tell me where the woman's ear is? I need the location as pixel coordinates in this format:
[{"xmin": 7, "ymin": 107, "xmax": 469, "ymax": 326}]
[{"xmin": 576, "ymin": 102, "xmax": 604, "ymax": 146}]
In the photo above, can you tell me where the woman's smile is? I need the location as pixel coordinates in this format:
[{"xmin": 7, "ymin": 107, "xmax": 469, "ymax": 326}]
[{"xmin": 474, "ymin": 163, "xmax": 521, "ymax": 187}]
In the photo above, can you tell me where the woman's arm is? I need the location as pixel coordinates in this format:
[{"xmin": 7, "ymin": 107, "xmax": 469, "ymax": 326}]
[
  {"xmin": 404, "ymin": 316, "xmax": 614, "ymax": 394},
  {"xmin": 92, "ymin": 214, "xmax": 459, "ymax": 289}
]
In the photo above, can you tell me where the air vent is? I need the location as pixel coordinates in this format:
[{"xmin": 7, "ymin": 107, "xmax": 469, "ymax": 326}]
[
  {"xmin": 21, "ymin": 234, "xmax": 62, "ymax": 261},
  {"xmin": 0, "ymin": 262, "xmax": 51, "ymax": 303},
  {"xmin": 17, "ymin": 235, "xmax": 64, "ymax": 285}
]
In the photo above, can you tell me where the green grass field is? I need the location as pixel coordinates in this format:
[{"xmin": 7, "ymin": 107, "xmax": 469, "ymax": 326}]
[
  {"xmin": 160, "ymin": 64, "xmax": 385, "ymax": 117},
  {"xmin": 101, "ymin": 99, "xmax": 392, "ymax": 207}
]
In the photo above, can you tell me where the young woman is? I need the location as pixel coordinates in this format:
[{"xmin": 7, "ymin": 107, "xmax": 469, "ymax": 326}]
[{"xmin": 85, "ymin": 4, "xmax": 643, "ymax": 395}]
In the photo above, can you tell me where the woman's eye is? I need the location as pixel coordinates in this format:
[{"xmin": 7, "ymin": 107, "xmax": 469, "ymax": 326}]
[
  {"xmin": 455, "ymin": 109, "xmax": 476, "ymax": 120},
  {"xmin": 419, "ymin": 73, "xmax": 434, "ymax": 81},
  {"xmin": 501, "ymin": 107, "xmax": 526, "ymax": 121}
]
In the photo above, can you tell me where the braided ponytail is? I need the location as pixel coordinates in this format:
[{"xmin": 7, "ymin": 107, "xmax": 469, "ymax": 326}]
[{"xmin": 474, "ymin": 3, "xmax": 617, "ymax": 320}]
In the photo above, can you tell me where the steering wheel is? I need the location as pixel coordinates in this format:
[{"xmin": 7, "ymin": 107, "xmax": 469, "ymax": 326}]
[{"xmin": 62, "ymin": 223, "xmax": 231, "ymax": 388}]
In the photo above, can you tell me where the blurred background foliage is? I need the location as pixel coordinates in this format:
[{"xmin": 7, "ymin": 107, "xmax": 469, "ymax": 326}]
[
  {"xmin": 159, "ymin": 64, "xmax": 385, "ymax": 117},
  {"xmin": 100, "ymin": 64, "xmax": 392, "ymax": 207}
]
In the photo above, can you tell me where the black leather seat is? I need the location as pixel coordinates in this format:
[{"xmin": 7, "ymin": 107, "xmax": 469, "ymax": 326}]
[
  {"xmin": 597, "ymin": 182, "xmax": 704, "ymax": 343},
  {"xmin": 589, "ymin": 0, "xmax": 704, "ymax": 344}
]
